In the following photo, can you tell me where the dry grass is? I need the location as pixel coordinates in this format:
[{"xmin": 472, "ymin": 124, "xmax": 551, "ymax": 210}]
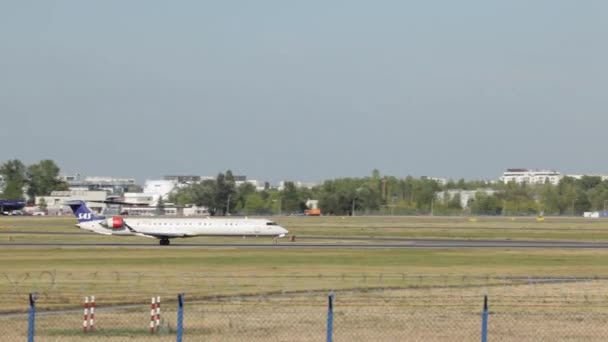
[{"xmin": 4, "ymin": 281, "xmax": 608, "ymax": 341}]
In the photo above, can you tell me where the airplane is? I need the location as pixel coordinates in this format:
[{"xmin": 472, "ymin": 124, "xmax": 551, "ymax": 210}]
[
  {"xmin": 0, "ymin": 199, "xmax": 26, "ymax": 215},
  {"xmin": 66, "ymin": 200, "xmax": 288, "ymax": 246}
]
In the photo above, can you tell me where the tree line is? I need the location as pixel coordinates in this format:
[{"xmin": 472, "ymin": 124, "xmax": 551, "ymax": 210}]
[
  {"xmin": 3, "ymin": 159, "xmax": 608, "ymax": 216},
  {"xmin": 171, "ymin": 169, "xmax": 608, "ymax": 216},
  {"xmin": 0, "ymin": 159, "xmax": 68, "ymax": 202}
]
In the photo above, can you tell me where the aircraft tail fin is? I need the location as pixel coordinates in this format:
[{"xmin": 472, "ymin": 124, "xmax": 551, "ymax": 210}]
[{"xmin": 65, "ymin": 200, "xmax": 105, "ymax": 222}]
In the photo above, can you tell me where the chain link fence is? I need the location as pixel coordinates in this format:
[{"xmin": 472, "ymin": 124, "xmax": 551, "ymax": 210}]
[
  {"xmin": 4, "ymin": 275, "xmax": 608, "ymax": 341},
  {"xmin": 4, "ymin": 290, "xmax": 608, "ymax": 341}
]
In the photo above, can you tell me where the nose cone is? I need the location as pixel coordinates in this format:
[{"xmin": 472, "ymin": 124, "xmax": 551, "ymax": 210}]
[{"xmin": 279, "ymin": 226, "xmax": 289, "ymax": 235}]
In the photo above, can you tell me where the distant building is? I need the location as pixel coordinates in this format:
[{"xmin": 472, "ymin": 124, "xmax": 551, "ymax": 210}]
[
  {"xmin": 163, "ymin": 174, "xmax": 269, "ymax": 192},
  {"xmin": 421, "ymin": 176, "xmax": 448, "ymax": 186},
  {"xmin": 435, "ymin": 189, "xmax": 496, "ymax": 209},
  {"xmin": 233, "ymin": 175, "xmax": 247, "ymax": 182},
  {"xmin": 122, "ymin": 192, "xmax": 158, "ymax": 206},
  {"xmin": 182, "ymin": 205, "xmax": 210, "ymax": 216},
  {"xmin": 277, "ymin": 181, "xmax": 319, "ymax": 191},
  {"xmin": 143, "ymin": 180, "xmax": 178, "ymax": 200},
  {"xmin": 500, "ymin": 169, "xmax": 561, "ymax": 185},
  {"xmin": 58, "ymin": 173, "xmax": 82, "ymax": 183},
  {"xmin": 35, "ymin": 190, "xmax": 108, "ymax": 215},
  {"xmin": 163, "ymin": 175, "xmax": 201, "ymax": 183},
  {"xmin": 236, "ymin": 179, "xmax": 266, "ymax": 191},
  {"xmin": 121, "ymin": 206, "xmax": 179, "ymax": 216},
  {"xmin": 120, "ymin": 179, "xmax": 178, "ymax": 208},
  {"xmin": 61, "ymin": 174, "xmax": 138, "ymax": 194},
  {"xmin": 200, "ymin": 175, "xmax": 247, "ymax": 182}
]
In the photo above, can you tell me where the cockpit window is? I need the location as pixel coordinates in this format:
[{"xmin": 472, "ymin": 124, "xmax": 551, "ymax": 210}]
[{"xmin": 266, "ymin": 222, "xmax": 278, "ymax": 226}]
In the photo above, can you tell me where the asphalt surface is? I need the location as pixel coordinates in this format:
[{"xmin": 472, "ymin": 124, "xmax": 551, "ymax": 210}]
[{"xmin": 2, "ymin": 230, "xmax": 608, "ymax": 248}]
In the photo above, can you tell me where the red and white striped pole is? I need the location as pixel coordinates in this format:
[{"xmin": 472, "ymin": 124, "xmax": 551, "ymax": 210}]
[
  {"xmin": 89, "ymin": 295, "xmax": 95, "ymax": 331},
  {"xmin": 83, "ymin": 296, "xmax": 89, "ymax": 333},
  {"xmin": 150, "ymin": 297, "xmax": 156, "ymax": 334},
  {"xmin": 155, "ymin": 296, "xmax": 161, "ymax": 331}
]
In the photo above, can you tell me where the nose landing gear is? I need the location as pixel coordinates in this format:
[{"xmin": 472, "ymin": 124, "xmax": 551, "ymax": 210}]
[{"xmin": 159, "ymin": 238, "xmax": 171, "ymax": 246}]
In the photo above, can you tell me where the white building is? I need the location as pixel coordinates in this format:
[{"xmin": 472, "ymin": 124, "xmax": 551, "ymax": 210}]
[
  {"xmin": 500, "ymin": 169, "xmax": 562, "ymax": 185},
  {"xmin": 122, "ymin": 192, "xmax": 159, "ymax": 206},
  {"xmin": 435, "ymin": 189, "xmax": 496, "ymax": 209},
  {"xmin": 61, "ymin": 174, "xmax": 138, "ymax": 194},
  {"xmin": 422, "ymin": 176, "xmax": 448, "ymax": 186},
  {"xmin": 35, "ymin": 190, "xmax": 108, "ymax": 215},
  {"xmin": 236, "ymin": 179, "xmax": 267, "ymax": 191},
  {"xmin": 143, "ymin": 180, "xmax": 178, "ymax": 200},
  {"xmin": 277, "ymin": 181, "xmax": 319, "ymax": 191},
  {"xmin": 183, "ymin": 205, "xmax": 210, "ymax": 216},
  {"xmin": 119, "ymin": 179, "xmax": 178, "ymax": 210}
]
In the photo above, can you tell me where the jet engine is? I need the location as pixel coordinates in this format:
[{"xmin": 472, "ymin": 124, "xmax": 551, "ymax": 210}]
[{"xmin": 106, "ymin": 217, "xmax": 124, "ymax": 229}]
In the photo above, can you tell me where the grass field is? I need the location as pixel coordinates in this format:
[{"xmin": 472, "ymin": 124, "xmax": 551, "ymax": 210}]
[
  {"xmin": 2, "ymin": 215, "xmax": 608, "ymax": 339},
  {"xmin": 1, "ymin": 215, "xmax": 608, "ymax": 312},
  {"xmin": 3, "ymin": 215, "xmax": 608, "ymax": 243}
]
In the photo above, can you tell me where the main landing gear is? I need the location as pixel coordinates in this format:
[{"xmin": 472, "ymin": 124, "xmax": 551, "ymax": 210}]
[{"xmin": 159, "ymin": 238, "xmax": 171, "ymax": 246}]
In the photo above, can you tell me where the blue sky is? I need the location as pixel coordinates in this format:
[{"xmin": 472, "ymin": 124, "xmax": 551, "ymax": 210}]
[{"xmin": 1, "ymin": 1, "xmax": 607, "ymax": 182}]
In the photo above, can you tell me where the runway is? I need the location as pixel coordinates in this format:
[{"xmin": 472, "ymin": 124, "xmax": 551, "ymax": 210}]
[{"xmin": 2, "ymin": 238, "xmax": 608, "ymax": 249}]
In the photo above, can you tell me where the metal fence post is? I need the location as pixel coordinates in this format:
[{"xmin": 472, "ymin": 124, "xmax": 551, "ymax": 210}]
[
  {"xmin": 326, "ymin": 291, "xmax": 334, "ymax": 342},
  {"xmin": 481, "ymin": 295, "xmax": 489, "ymax": 342},
  {"xmin": 177, "ymin": 293, "xmax": 184, "ymax": 342},
  {"xmin": 28, "ymin": 293, "xmax": 38, "ymax": 342}
]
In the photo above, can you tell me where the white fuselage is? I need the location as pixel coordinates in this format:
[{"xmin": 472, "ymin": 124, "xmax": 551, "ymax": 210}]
[{"xmin": 77, "ymin": 217, "xmax": 288, "ymax": 239}]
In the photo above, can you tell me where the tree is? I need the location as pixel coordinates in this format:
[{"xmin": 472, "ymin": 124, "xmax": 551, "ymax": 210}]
[
  {"xmin": 192, "ymin": 180, "xmax": 219, "ymax": 216},
  {"xmin": 167, "ymin": 170, "xmax": 238, "ymax": 216},
  {"xmin": 235, "ymin": 182, "xmax": 256, "ymax": 213},
  {"xmin": 555, "ymin": 177, "xmax": 578, "ymax": 215},
  {"xmin": 578, "ymin": 176, "xmax": 602, "ymax": 192},
  {"xmin": 447, "ymin": 193, "xmax": 462, "ymax": 210},
  {"xmin": 499, "ymin": 181, "xmax": 537, "ymax": 215},
  {"xmin": 470, "ymin": 192, "xmax": 502, "ymax": 215},
  {"xmin": 412, "ymin": 179, "xmax": 441, "ymax": 212},
  {"xmin": 216, "ymin": 171, "xmax": 236, "ymax": 215},
  {"xmin": 0, "ymin": 159, "xmax": 27, "ymax": 200},
  {"xmin": 155, "ymin": 197, "xmax": 165, "ymax": 215},
  {"xmin": 169, "ymin": 186, "xmax": 195, "ymax": 206},
  {"xmin": 318, "ymin": 178, "xmax": 381, "ymax": 215},
  {"xmin": 281, "ymin": 182, "xmax": 303, "ymax": 214},
  {"xmin": 38, "ymin": 198, "xmax": 48, "ymax": 212},
  {"xmin": 26, "ymin": 160, "xmax": 69, "ymax": 200},
  {"xmin": 244, "ymin": 192, "xmax": 271, "ymax": 215},
  {"xmin": 539, "ymin": 183, "xmax": 560, "ymax": 214},
  {"xmin": 2, "ymin": 181, "xmax": 25, "ymax": 201},
  {"xmin": 587, "ymin": 182, "xmax": 608, "ymax": 211}
]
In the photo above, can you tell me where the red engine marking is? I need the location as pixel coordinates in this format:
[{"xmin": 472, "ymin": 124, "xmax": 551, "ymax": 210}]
[{"xmin": 111, "ymin": 217, "xmax": 124, "ymax": 229}]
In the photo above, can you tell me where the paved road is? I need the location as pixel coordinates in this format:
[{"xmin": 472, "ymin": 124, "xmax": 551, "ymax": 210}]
[
  {"xmin": 0, "ymin": 230, "xmax": 92, "ymax": 235},
  {"xmin": 2, "ymin": 230, "xmax": 608, "ymax": 248}
]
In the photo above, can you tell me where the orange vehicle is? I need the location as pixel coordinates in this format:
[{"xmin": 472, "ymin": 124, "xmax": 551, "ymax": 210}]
[{"xmin": 305, "ymin": 209, "xmax": 321, "ymax": 216}]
